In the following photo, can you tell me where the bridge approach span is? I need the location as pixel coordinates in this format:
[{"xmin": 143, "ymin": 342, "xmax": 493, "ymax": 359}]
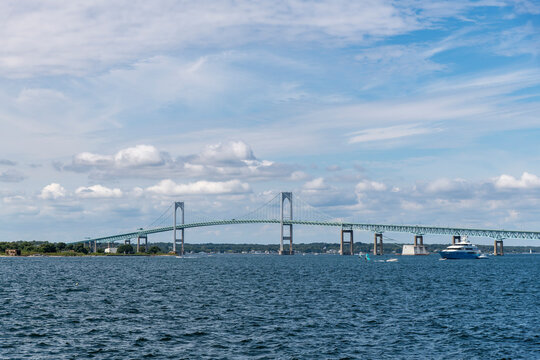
[{"xmin": 83, "ymin": 219, "xmax": 540, "ymax": 244}]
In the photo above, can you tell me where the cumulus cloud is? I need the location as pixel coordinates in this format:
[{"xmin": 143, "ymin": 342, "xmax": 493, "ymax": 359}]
[
  {"xmin": 71, "ymin": 145, "xmax": 166, "ymax": 170},
  {"xmin": 39, "ymin": 183, "xmax": 67, "ymax": 199},
  {"xmin": 303, "ymin": 177, "xmax": 329, "ymax": 190},
  {"xmin": 63, "ymin": 141, "xmax": 293, "ymax": 181},
  {"xmin": 425, "ymin": 178, "xmax": 468, "ymax": 193},
  {"xmin": 75, "ymin": 185, "xmax": 123, "ymax": 198},
  {"xmin": 195, "ymin": 141, "xmax": 255, "ymax": 164},
  {"xmin": 356, "ymin": 180, "xmax": 387, "ymax": 192},
  {"xmin": 146, "ymin": 179, "xmax": 251, "ymax": 196},
  {"xmin": 73, "ymin": 152, "xmax": 113, "ymax": 167},
  {"xmin": 493, "ymin": 172, "xmax": 540, "ymax": 189},
  {"xmin": 114, "ymin": 145, "xmax": 165, "ymax": 167}
]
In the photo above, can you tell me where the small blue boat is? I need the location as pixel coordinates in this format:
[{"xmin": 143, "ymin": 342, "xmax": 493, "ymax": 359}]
[{"xmin": 439, "ymin": 237, "xmax": 484, "ymax": 259}]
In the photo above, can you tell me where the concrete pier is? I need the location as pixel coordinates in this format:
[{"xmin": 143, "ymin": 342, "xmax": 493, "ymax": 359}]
[
  {"xmin": 452, "ymin": 235, "xmax": 461, "ymax": 245},
  {"xmin": 373, "ymin": 233, "xmax": 383, "ymax": 255},
  {"xmin": 402, "ymin": 235, "xmax": 429, "ymax": 255},
  {"xmin": 340, "ymin": 229, "xmax": 353, "ymax": 255},
  {"xmin": 494, "ymin": 240, "xmax": 504, "ymax": 256},
  {"xmin": 279, "ymin": 223, "xmax": 294, "ymax": 255}
]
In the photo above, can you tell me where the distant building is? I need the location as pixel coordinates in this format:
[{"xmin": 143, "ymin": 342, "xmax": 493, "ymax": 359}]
[
  {"xmin": 5, "ymin": 249, "xmax": 21, "ymax": 256},
  {"xmin": 104, "ymin": 248, "xmax": 117, "ymax": 254}
]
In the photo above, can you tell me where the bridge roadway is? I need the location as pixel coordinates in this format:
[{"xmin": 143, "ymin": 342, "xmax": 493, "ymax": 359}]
[{"xmin": 81, "ymin": 219, "xmax": 540, "ymax": 244}]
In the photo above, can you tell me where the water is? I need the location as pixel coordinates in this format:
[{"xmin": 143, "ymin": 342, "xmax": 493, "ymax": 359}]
[{"xmin": 1, "ymin": 254, "xmax": 539, "ymax": 359}]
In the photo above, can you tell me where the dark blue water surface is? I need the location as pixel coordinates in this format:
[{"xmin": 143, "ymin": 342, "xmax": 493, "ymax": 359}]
[{"xmin": 1, "ymin": 254, "xmax": 539, "ymax": 359}]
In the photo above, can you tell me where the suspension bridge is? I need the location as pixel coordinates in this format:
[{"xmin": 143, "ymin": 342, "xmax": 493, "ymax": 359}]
[{"xmin": 77, "ymin": 192, "xmax": 540, "ymax": 256}]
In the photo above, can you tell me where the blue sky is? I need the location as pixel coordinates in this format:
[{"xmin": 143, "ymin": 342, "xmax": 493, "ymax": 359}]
[{"xmin": 1, "ymin": 1, "xmax": 539, "ymax": 245}]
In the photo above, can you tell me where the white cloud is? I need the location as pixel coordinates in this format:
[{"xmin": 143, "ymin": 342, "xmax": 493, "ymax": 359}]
[
  {"xmin": 356, "ymin": 180, "xmax": 387, "ymax": 192},
  {"xmin": 0, "ymin": 1, "xmax": 425, "ymax": 77},
  {"xmin": 65, "ymin": 141, "xmax": 293, "ymax": 181},
  {"xmin": 349, "ymin": 124, "xmax": 440, "ymax": 143},
  {"xmin": 146, "ymin": 179, "xmax": 251, "ymax": 196},
  {"xmin": 75, "ymin": 185, "xmax": 123, "ymax": 199},
  {"xmin": 114, "ymin": 145, "xmax": 164, "ymax": 167},
  {"xmin": 71, "ymin": 144, "xmax": 166, "ymax": 169},
  {"xmin": 3, "ymin": 195, "xmax": 25, "ymax": 204},
  {"xmin": 493, "ymin": 172, "xmax": 540, "ymax": 189},
  {"xmin": 425, "ymin": 178, "xmax": 468, "ymax": 193},
  {"xmin": 39, "ymin": 183, "xmax": 66, "ymax": 199},
  {"xmin": 291, "ymin": 171, "xmax": 309, "ymax": 181},
  {"xmin": 196, "ymin": 141, "xmax": 255, "ymax": 164},
  {"xmin": 74, "ymin": 152, "xmax": 113, "ymax": 166},
  {"xmin": 355, "ymin": 43, "xmax": 445, "ymax": 78},
  {"xmin": 303, "ymin": 177, "xmax": 328, "ymax": 190}
]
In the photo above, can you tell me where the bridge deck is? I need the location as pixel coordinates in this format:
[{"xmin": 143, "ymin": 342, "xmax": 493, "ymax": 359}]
[{"xmin": 75, "ymin": 219, "xmax": 540, "ymax": 243}]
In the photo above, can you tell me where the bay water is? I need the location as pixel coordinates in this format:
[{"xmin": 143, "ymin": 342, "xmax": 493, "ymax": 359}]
[{"xmin": 1, "ymin": 254, "xmax": 539, "ymax": 359}]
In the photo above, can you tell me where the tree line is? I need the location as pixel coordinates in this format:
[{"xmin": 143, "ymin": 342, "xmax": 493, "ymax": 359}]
[{"xmin": 2, "ymin": 240, "xmax": 538, "ymax": 255}]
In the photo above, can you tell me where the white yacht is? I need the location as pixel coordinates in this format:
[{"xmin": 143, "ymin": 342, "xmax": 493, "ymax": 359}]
[{"xmin": 439, "ymin": 237, "xmax": 485, "ymax": 259}]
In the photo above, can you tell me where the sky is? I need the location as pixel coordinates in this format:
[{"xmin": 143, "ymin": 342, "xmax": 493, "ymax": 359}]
[{"xmin": 1, "ymin": 0, "xmax": 539, "ymax": 246}]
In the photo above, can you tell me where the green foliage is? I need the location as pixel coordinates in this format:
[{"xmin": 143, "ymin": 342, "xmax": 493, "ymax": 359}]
[
  {"xmin": 56, "ymin": 242, "xmax": 66, "ymax": 251},
  {"xmin": 39, "ymin": 243, "xmax": 57, "ymax": 253},
  {"xmin": 73, "ymin": 243, "xmax": 88, "ymax": 254},
  {"xmin": 148, "ymin": 246, "xmax": 161, "ymax": 254},
  {"xmin": 117, "ymin": 244, "xmax": 135, "ymax": 254}
]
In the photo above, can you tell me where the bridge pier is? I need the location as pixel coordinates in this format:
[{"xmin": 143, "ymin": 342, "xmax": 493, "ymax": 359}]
[
  {"xmin": 452, "ymin": 235, "xmax": 461, "ymax": 245},
  {"xmin": 93, "ymin": 240, "xmax": 97, "ymax": 253},
  {"xmin": 137, "ymin": 234, "xmax": 147, "ymax": 253},
  {"xmin": 494, "ymin": 240, "xmax": 504, "ymax": 256},
  {"xmin": 340, "ymin": 228, "xmax": 354, "ymax": 255},
  {"xmin": 373, "ymin": 233, "xmax": 383, "ymax": 255},
  {"xmin": 173, "ymin": 202, "xmax": 185, "ymax": 255},
  {"xmin": 279, "ymin": 192, "xmax": 294, "ymax": 255},
  {"xmin": 124, "ymin": 239, "xmax": 131, "ymax": 245},
  {"xmin": 402, "ymin": 235, "xmax": 429, "ymax": 255}
]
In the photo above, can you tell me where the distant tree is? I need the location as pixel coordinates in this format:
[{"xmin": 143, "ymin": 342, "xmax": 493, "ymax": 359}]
[
  {"xmin": 96, "ymin": 248, "xmax": 104, "ymax": 253},
  {"xmin": 39, "ymin": 243, "xmax": 57, "ymax": 253},
  {"xmin": 148, "ymin": 246, "xmax": 161, "ymax": 254},
  {"xmin": 117, "ymin": 244, "xmax": 134, "ymax": 254},
  {"xmin": 74, "ymin": 243, "xmax": 88, "ymax": 254},
  {"xmin": 56, "ymin": 242, "xmax": 66, "ymax": 251},
  {"xmin": 66, "ymin": 244, "xmax": 74, "ymax": 251}
]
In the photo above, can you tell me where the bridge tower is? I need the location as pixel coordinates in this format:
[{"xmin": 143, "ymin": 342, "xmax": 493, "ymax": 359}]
[
  {"xmin": 137, "ymin": 234, "xmax": 148, "ymax": 253},
  {"xmin": 279, "ymin": 192, "xmax": 293, "ymax": 255},
  {"xmin": 340, "ymin": 226, "xmax": 354, "ymax": 255},
  {"xmin": 173, "ymin": 202, "xmax": 185, "ymax": 255},
  {"xmin": 494, "ymin": 239, "xmax": 504, "ymax": 256},
  {"xmin": 452, "ymin": 235, "xmax": 461, "ymax": 245},
  {"xmin": 373, "ymin": 233, "xmax": 383, "ymax": 255}
]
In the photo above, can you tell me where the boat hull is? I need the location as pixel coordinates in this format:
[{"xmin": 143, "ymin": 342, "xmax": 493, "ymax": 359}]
[{"xmin": 439, "ymin": 251, "xmax": 480, "ymax": 259}]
